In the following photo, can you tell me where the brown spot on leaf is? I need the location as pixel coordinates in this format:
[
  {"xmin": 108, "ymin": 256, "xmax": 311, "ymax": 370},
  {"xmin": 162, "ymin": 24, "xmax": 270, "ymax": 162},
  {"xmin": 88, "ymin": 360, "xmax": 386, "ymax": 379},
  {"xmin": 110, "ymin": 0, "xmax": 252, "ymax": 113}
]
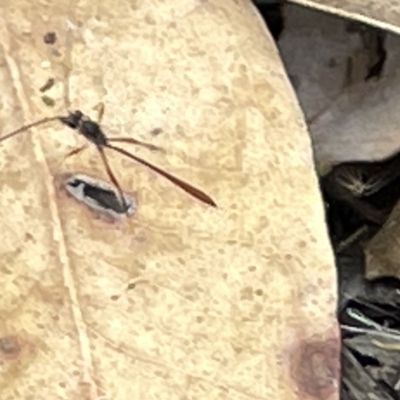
[
  {"xmin": 287, "ymin": 335, "xmax": 340, "ymax": 399},
  {"xmin": 0, "ymin": 336, "xmax": 21, "ymax": 359}
]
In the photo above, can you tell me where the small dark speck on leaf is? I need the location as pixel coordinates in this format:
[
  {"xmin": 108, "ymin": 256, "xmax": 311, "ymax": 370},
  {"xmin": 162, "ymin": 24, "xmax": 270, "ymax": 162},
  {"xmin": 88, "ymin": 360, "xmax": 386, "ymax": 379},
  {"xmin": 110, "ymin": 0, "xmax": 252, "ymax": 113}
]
[
  {"xmin": 150, "ymin": 127, "xmax": 163, "ymax": 136},
  {"xmin": 43, "ymin": 31, "xmax": 57, "ymax": 44},
  {"xmin": 39, "ymin": 78, "xmax": 55, "ymax": 93},
  {"xmin": 41, "ymin": 95, "xmax": 56, "ymax": 107}
]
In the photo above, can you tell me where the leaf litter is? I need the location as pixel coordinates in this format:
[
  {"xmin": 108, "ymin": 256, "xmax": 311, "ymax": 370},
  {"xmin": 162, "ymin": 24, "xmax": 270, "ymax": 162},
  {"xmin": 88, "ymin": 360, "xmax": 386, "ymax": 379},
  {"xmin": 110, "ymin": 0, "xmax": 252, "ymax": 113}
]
[{"xmin": 254, "ymin": 1, "xmax": 400, "ymax": 399}]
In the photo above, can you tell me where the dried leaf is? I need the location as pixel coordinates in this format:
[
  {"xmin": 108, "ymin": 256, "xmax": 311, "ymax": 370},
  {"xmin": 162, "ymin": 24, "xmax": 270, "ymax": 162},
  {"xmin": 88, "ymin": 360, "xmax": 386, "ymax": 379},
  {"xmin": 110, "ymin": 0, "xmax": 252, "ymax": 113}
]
[
  {"xmin": 279, "ymin": 4, "xmax": 400, "ymax": 170},
  {"xmin": 291, "ymin": 0, "xmax": 400, "ymax": 34},
  {"xmin": 0, "ymin": 1, "xmax": 338, "ymax": 399}
]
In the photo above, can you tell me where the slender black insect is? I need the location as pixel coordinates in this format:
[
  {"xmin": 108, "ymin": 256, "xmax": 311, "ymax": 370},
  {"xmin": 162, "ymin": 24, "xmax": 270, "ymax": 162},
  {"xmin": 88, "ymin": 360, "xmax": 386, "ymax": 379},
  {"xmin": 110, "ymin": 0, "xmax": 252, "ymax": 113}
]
[{"xmin": 0, "ymin": 107, "xmax": 217, "ymax": 209}]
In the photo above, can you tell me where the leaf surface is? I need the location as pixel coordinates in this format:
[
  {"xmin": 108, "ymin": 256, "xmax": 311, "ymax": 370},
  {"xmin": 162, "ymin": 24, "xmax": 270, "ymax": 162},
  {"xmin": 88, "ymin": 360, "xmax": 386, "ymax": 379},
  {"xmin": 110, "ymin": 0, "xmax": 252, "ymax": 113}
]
[{"xmin": 0, "ymin": 1, "xmax": 338, "ymax": 399}]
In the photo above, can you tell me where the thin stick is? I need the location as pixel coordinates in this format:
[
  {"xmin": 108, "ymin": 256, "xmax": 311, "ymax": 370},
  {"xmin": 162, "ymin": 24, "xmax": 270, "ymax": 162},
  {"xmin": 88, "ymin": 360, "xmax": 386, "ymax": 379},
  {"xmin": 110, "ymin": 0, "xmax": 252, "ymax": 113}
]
[
  {"xmin": 96, "ymin": 146, "xmax": 129, "ymax": 211},
  {"xmin": 106, "ymin": 143, "xmax": 217, "ymax": 207},
  {"xmin": 0, "ymin": 116, "xmax": 60, "ymax": 142}
]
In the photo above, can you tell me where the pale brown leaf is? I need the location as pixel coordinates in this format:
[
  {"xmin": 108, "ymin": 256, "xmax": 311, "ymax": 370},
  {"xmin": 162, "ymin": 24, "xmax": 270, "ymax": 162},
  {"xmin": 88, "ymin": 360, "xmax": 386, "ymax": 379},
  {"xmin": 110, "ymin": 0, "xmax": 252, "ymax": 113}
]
[{"xmin": 0, "ymin": 1, "xmax": 338, "ymax": 399}]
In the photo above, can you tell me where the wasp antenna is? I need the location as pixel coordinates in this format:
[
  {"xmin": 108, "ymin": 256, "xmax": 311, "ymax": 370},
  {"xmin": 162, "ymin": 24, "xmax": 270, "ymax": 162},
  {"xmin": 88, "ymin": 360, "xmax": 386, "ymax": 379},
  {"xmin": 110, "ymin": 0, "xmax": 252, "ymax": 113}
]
[
  {"xmin": 106, "ymin": 143, "xmax": 217, "ymax": 207},
  {"xmin": 0, "ymin": 116, "xmax": 60, "ymax": 143}
]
